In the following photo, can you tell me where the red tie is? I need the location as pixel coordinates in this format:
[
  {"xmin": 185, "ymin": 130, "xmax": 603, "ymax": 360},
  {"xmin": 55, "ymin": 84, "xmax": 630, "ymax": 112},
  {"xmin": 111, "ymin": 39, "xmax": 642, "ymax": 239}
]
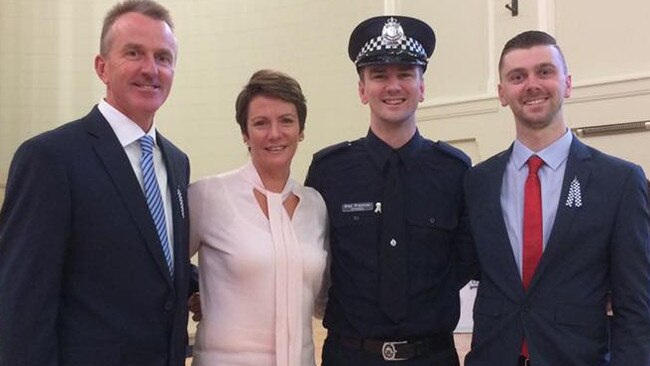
[
  {"xmin": 522, "ymin": 155, "xmax": 544, "ymax": 288},
  {"xmin": 522, "ymin": 155, "xmax": 544, "ymax": 358}
]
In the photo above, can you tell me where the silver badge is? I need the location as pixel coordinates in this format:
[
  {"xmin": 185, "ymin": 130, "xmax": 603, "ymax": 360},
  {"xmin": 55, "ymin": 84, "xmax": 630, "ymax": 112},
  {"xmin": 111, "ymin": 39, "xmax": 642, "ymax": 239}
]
[{"xmin": 382, "ymin": 17, "xmax": 404, "ymax": 46}]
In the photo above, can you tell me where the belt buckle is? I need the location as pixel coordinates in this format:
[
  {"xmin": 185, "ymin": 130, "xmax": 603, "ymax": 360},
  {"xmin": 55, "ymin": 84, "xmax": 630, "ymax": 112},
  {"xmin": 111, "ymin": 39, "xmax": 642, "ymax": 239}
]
[{"xmin": 381, "ymin": 341, "xmax": 408, "ymax": 361}]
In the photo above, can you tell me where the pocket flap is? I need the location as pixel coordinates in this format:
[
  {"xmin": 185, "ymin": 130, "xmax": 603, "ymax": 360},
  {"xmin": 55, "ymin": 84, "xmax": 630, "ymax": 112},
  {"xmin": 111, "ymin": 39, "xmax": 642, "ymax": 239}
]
[
  {"xmin": 406, "ymin": 204, "xmax": 456, "ymax": 230},
  {"xmin": 555, "ymin": 304, "xmax": 604, "ymax": 325}
]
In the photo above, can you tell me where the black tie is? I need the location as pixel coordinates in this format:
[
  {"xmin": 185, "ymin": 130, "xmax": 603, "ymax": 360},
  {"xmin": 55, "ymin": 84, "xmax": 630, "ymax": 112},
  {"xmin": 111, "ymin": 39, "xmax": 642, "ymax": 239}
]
[{"xmin": 379, "ymin": 150, "xmax": 408, "ymax": 322}]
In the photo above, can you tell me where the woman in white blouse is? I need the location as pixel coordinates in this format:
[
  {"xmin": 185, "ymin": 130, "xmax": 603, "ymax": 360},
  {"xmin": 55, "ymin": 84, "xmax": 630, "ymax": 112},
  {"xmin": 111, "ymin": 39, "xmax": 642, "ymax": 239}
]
[{"xmin": 188, "ymin": 70, "xmax": 328, "ymax": 366}]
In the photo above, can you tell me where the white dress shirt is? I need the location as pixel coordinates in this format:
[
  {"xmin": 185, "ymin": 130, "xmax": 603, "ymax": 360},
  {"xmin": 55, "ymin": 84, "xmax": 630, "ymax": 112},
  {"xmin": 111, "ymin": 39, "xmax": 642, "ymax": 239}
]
[{"xmin": 97, "ymin": 99, "xmax": 174, "ymax": 254}]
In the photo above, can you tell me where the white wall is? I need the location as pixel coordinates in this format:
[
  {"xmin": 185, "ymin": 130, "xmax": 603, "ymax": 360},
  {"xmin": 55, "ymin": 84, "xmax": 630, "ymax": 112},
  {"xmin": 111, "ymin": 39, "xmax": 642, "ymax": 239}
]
[
  {"xmin": 2, "ymin": 0, "xmax": 650, "ymax": 336},
  {"xmin": 2, "ymin": 0, "xmax": 649, "ymax": 181},
  {"xmin": 413, "ymin": 0, "xmax": 650, "ymax": 170}
]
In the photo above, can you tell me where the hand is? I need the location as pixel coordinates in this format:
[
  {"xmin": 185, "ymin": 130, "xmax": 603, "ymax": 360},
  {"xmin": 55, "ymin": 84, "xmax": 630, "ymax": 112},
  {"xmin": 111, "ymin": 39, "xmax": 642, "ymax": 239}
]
[{"xmin": 188, "ymin": 292, "xmax": 202, "ymax": 321}]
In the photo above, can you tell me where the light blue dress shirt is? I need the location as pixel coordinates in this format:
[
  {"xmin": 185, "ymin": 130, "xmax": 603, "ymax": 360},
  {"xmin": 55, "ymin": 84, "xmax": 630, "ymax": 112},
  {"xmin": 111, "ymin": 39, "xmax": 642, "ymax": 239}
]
[{"xmin": 500, "ymin": 130, "xmax": 573, "ymax": 277}]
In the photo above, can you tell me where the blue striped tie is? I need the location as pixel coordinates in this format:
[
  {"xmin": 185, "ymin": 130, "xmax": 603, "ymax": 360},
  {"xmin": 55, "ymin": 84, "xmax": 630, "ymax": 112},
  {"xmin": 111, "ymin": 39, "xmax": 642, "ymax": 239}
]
[{"xmin": 139, "ymin": 135, "xmax": 174, "ymax": 277}]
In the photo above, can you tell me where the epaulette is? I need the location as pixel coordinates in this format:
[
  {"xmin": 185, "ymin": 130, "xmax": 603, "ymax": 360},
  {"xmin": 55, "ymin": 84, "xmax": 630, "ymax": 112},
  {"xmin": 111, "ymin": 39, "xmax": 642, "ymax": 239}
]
[
  {"xmin": 431, "ymin": 140, "xmax": 472, "ymax": 168},
  {"xmin": 312, "ymin": 140, "xmax": 355, "ymax": 163}
]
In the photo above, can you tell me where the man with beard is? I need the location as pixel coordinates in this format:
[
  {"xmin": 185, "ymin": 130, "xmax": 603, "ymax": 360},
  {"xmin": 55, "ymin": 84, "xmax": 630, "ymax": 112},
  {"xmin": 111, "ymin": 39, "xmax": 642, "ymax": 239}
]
[{"xmin": 463, "ymin": 30, "xmax": 650, "ymax": 366}]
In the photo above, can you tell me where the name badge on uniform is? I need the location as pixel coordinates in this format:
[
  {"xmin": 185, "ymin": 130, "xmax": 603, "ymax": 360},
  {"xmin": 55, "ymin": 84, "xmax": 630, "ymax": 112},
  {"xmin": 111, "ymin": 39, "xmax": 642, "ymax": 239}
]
[{"xmin": 342, "ymin": 202, "xmax": 374, "ymax": 213}]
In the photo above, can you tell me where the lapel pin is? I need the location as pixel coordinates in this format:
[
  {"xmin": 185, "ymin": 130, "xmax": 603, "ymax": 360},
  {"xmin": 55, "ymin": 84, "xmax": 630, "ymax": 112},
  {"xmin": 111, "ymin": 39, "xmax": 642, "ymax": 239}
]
[
  {"xmin": 374, "ymin": 202, "xmax": 382, "ymax": 214},
  {"xmin": 177, "ymin": 188, "xmax": 185, "ymax": 218},
  {"xmin": 565, "ymin": 177, "xmax": 582, "ymax": 208}
]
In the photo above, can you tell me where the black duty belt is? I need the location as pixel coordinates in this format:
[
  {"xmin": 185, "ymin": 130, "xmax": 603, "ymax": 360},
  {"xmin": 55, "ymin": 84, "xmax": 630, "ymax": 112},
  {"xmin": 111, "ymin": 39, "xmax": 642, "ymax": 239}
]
[{"xmin": 329, "ymin": 332, "xmax": 454, "ymax": 361}]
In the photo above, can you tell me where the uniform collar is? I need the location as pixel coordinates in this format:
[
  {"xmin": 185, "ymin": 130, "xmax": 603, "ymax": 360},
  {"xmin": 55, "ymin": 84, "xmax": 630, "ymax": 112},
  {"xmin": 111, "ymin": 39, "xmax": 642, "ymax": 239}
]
[{"xmin": 364, "ymin": 128, "xmax": 423, "ymax": 172}]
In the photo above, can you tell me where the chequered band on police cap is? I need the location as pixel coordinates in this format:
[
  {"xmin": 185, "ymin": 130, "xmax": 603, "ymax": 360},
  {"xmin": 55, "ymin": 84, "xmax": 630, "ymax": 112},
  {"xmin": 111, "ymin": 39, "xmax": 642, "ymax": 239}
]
[{"xmin": 355, "ymin": 35, "xmax": 427, "ymax": 63}]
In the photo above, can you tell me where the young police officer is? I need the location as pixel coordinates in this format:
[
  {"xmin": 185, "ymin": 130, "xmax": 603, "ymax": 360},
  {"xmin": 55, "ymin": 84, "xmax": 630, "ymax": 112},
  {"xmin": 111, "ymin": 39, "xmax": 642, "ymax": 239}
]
[{"xmin": 306, "ymin": 16, "xmax": 476, "ymax": 365}]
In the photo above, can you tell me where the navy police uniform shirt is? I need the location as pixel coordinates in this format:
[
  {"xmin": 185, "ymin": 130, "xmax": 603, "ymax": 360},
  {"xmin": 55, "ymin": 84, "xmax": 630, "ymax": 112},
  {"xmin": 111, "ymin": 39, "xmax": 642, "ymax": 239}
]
[{"xmin": 305, "ymin": 129, "xmax": 475, "ymax": 339}]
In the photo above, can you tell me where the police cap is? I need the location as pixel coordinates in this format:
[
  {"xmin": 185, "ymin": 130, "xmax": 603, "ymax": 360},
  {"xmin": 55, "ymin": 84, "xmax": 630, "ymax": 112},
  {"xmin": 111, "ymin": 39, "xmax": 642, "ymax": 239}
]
[{"xmin": 348, "ymin": 16, "xmax": 435, "ymax": 70}]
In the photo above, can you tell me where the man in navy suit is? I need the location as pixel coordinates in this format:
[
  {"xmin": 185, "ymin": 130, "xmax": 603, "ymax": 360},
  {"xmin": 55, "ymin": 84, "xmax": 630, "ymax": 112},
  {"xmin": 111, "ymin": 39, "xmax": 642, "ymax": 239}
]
[
  {"xmin": 464, "ymin": 30, "xmax": 650, "ymax": 366},
  {"xmin": 0, "ymin": 1, "xmax": 190, "ymax": 365}
]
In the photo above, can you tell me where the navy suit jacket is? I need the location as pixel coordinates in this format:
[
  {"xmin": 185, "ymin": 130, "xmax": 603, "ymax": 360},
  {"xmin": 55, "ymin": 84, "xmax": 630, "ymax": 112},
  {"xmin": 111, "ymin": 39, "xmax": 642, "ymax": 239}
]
[
  {"xmin": 0, "ymin": 107, "xmax": 191, "ymax": 366},
  {"xmin": 464, "ymin": 137, "xmax": 650, "ymax": 366}
]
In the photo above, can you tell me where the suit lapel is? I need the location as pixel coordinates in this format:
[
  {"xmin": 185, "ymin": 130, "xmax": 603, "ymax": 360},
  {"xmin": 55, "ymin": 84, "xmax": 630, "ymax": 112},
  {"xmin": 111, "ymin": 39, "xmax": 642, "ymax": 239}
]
[
  {"xmin": 528, "ymin": 137, "xmax": 592, "ymax": 291},
  {"xmin": 483, "ymin": 147, "xmax": 528, "ymax": 299},
  {"xmin": 84, "ymin": 107, "xmax": 174, "ymax": 286}
]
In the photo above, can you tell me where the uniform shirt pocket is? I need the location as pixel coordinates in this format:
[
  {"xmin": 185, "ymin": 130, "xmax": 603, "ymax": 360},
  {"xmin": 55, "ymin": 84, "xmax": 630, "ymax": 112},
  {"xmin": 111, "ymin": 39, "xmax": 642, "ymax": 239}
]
[
  {"xmin": 329, "ymin": 210, "xmax": 380, "ymax": 255},
  {"xmin": 406, "ymin": 202, "xmax": 457, "ymax": 233},
  {"xmin": 330, "ymin": 208, "xmax": 380, "ymax": 228},
  {"xmin": 406, "ymin": 205, "xmax": 457, "ymax": 275}
]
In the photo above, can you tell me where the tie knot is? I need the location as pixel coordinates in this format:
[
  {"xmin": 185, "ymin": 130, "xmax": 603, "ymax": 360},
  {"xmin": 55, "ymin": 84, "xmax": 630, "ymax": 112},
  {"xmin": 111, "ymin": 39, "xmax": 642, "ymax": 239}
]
[
  {"xmin": 527, "ymin": 155, "xmax": 544, "ymax": 174},
  {"xmin": 139, "ymin": 135, "xmax": 154, "ymax": 155}
]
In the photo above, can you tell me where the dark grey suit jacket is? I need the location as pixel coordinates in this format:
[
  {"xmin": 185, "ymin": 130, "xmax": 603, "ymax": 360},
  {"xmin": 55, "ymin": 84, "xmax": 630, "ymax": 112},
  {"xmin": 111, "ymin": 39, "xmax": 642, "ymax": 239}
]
[
  {"xmin": 0, "ymin": 106, "xmax": 191, "ymax": 366},
  {"xmin": 464, "ymin": 137, "xmax": 650, "ymax": 366}
]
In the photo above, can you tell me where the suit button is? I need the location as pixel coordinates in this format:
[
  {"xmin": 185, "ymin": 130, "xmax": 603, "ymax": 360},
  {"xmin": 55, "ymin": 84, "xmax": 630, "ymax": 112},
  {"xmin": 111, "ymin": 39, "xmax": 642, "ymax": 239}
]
[
  {"xmin": 522, "ymin": 303, "xmax": 531, "ymax": 312},
  {"xmin": 164, "ymin": 300, "xmax": 174, "ymax": 311}
]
